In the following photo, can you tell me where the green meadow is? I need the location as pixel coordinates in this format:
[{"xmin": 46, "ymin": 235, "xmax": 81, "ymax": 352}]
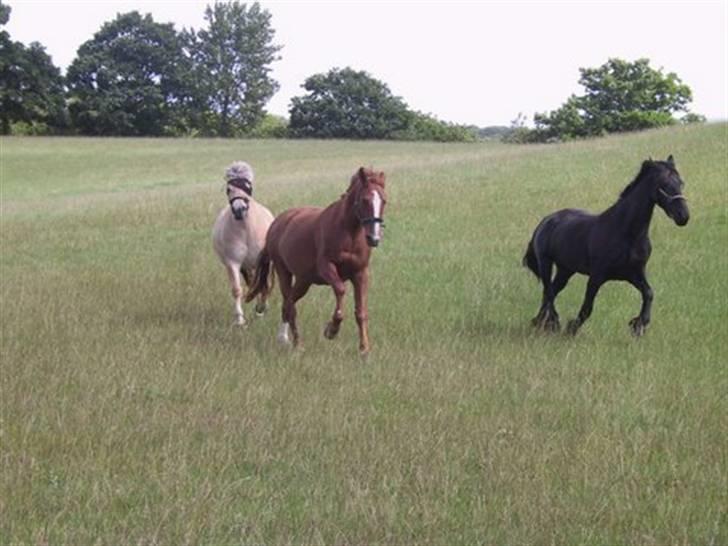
[{"xmin": 1, "ymin": 124, "xmax": 726, "ymax": 545}]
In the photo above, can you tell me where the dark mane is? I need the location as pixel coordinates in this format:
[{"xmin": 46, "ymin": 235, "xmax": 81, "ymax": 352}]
[{"xmin": 619, "ymin": 160, "xmax": 653, "ymax": 199}]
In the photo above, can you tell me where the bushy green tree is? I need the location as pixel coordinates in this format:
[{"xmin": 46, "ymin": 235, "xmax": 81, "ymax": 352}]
[
  {"xmin": 185, "ymin": 1, "xmax": 281, "ymax": 137},
  {"xmin": 0, "ymin": 1, "xmax": 65, "ymax": 134},
  {"xmin": 66, "ymin": 11, "xmax": 189, "ymax": 136},
  {"xmin": 394, "ymin": 111, "xmax": 477, "ymax": 142},
  {"xmin": 289, "ymin": 67, "xmax": 411, "ymax": 139},
  {"xmin": 531, "ymin": 58, "xmax": 697, "ymax": 142}
]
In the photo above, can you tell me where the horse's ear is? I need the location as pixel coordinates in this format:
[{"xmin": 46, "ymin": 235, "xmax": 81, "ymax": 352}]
[
  {"xmin": 358, "ymin": 167, "xmax": 367, "ymax": 184},
  {"xmin": 667, "ymin": 154, "xmax": 675, "ymax": 167}
]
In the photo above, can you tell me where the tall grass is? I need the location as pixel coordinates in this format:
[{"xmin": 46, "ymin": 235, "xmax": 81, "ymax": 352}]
[{"xmin": 1, "ymin": 124, "xmax": 726, "ymax": 545}]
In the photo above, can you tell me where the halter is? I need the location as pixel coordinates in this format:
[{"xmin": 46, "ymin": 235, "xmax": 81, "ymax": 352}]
[
  {"xmin": 227, "ymin": 178, "xmax": 252, "ymax": 220},
  {"xmin": 658, "ymin": 188, "xmax": 687, "ymax": 203},
  {"xmin": 354, "ymin": 188, "xmax": 385, "ymax": 227},
  {"xmin": 227, "ymin": 177, "xmax": 253, "ymax": 196}
]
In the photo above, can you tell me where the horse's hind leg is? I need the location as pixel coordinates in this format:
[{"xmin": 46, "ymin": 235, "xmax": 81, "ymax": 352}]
[
  {"xmin": 532, "ymin": 258, "xmax": 560, "ymax": 331},
  {"xmin": 225, "ymin": 263, "xmax": 246, "ymax": 326},
  {"xmin": 567, "ymin": 275, "xmax": 605, "ymax": 335},
  {"xmin": 277, "ymin": 265, "xmax": 310, "ymax": 348},
  {"xmin": 276, "ymin": 265, "xmax": 294, "ymax": 346},
  {"xmin": 241, "ymin": 265, "xmax": 267, "ymax": 316},
  {"xmin": 627, "ymin": 271, "xmax": 653, "ymax": 337},
  {"xmin": 545, "ymin": 267, "xmax": 574, "ymax": 331}
]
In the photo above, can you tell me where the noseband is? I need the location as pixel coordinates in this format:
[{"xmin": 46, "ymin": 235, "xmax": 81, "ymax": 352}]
[
  {"xmin": 354, "ymin": 190, "xmax": 385, "ymax": 227},
  {"xmin": 227, "ymin": 177, "xmax": 253, "ymax": 211},
  {"xmin": 658, "ymin": 188, "xmax": 687, "ymax": 203}
]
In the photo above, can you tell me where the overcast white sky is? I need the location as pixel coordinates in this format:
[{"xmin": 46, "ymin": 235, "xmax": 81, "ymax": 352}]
[{"xmin": 4, "ymin": 0, "xmax": 727, "ymax": 126}]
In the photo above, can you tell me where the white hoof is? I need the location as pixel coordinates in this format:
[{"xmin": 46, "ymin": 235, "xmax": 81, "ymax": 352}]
[{"xmin": 277, "ymin": 322, "xmax": 292, "ymax": 346}]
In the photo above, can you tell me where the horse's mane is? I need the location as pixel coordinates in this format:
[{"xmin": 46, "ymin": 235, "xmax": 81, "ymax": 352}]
[{"xmin": 620, "ymin": 157, "xmax": 678, "ymax": 200}]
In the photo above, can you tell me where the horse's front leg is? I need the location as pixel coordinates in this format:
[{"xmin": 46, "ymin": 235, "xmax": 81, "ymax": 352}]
[
  {"xmin": 352, "ymin": 269, "xmax": 370, "ymax": 355},
  {"xmin": 627, "ymin": 272, "xmax": 653, "ymax": 337},
  {"xmin": 567, "ymin": 275, "xmax": 605, "ymax": 335},
  {"xmin": 318, "ymin": 260, "xmax": 346, "ymax": 340},
  {"xmin": 225, "ymin": 263, "xmax": 246, "ymax": 326}
]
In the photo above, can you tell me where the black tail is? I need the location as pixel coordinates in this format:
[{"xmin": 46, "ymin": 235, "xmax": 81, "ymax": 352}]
[
  {"xmin": 245, "ymin": 250, "xmax": 273, "ymax": 303},
  {"xmin": 523, "ymin": 239, "xmax": 540, "ymax": 278}
]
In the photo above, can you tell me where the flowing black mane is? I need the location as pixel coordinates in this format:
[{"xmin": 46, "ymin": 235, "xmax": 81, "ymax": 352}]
[{"xmin": 619, "ymin": 158, "xmax": 676, "ymax": 200}]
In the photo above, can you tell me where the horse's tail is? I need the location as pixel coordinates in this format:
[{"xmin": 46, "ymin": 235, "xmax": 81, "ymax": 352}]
[
  {"xmin": 523, "ymin": 216, "xmax": 551, "ymax": 279},
  {"xmin": 245, "ymin": 249, "xmax": 274, "ymax": 303},
  {"xmin": 522, "ymin": 239, "xmax": 540, "ymax": 278}
]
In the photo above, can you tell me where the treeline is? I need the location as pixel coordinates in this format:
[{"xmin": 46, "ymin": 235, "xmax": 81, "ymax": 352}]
[
  {"xmin": 0, "ymin": 1, "xmax": 475, "ymax": 141},
  {"xmin": 504, "ymin": 58, "xmax": 705, "ymax": 144},
  {"xmin": 0, "ymin": 1, "xmax": 705, "ymax": 142}
]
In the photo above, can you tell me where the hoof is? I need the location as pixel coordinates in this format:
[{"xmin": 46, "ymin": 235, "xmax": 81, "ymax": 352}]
[
  {"xmin": 254, "ymin": 301, "xmax": 267, "ymax": 317},
  {"xmin": 566, "ymin": 319, "xmax": 580, "ymax": 336},
  {"xmin": 359, "ymin": 348, "xmax": 370, "ymax": 360},
  {"xmin": 629, "ymin": 317, "xmax": 646, "ymax": 337},
  {"xmin": 544, "ymin": 318, "xmax": 561, "ymax": 333},
  {"xmin": 277, "ymin": 323, "xmax": 292, "ymax": 346},
  {"xmin": 233, "ymin": 317, "xmax": 247, "ymax": 328},
  {"xmin": 324, "ymin": 322, "xmax": 340, "ymax": 340}
]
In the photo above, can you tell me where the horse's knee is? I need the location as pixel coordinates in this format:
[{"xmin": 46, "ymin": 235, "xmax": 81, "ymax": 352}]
[
  {"xmin": 232, "ymin": 286, "xmax": 242, "ymax": 299},
  {"xmin": 355, "ymin": 312, "xmax": 368, "ymax": 325}
]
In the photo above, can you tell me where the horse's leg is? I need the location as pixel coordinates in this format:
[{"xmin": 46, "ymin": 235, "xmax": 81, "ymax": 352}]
[
  {"xmin": 352, "ymin": 269, "xmax": 370, "ymax": 355},
  {"xmin": 532, "ymin": 258, "xmax": 555, "ymax": 330},
  {"xmin": 225, "ymin": 263, "xmax": 246, "ymax": 326},
  {"xmin": 627, "ymin": 271, "xmax": 653, "ymax": 337},
  {"xmin": 318, "ymin": 260, "xmax": 347, "ymax": 340},
  {"xmin": 287, "ymin": 279, "xmax": 311, "ymax": 347},
  {"xmin": 567, "ymin": 275, "xmax": 605, "ymax": 335},
  {"xmin": 241, "ymin": 266, "xmax": 266, "ymax": 316},
  {"xmin": 545, "ymin": 267, "xmax": 574, "ymax": 331},
  {"xmin": 276, "ymin": 265, "xmax": 294, "ymax": 346}
]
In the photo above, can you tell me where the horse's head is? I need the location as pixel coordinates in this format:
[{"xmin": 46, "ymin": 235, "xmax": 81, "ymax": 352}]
[
  {"xmin": 225, "ymin": 161, "xmax": 254, "ymax": 221},
  {"xmin": 350, "ymin": 167, "xmax": 387, "ymax": 247},
  {"xmin": 648, "ymin": 155, "xmax": 690, "ymax": 226}
]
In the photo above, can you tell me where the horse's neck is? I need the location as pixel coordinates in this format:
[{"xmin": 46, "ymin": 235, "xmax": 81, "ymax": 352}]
[
  {"xmin": 608, "ymin": 182, "xmax": 655, "ymax": 238},
  {"xmin": 336, "ymin": 190, "xmax": 363, "ymax": 233}
]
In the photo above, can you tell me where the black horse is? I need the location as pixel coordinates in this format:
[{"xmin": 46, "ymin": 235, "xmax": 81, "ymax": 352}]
[{"xmin": 523, "ymin": 155, "xmax": 689, "ymax": 336}]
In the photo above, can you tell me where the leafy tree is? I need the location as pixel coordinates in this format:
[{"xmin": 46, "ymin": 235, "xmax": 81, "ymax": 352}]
[
  {"xmin": 186, "ymin": 1, "xmax": 281, "ymax": 137},
  {"xmin": 0, "ymin": 1, "xmax": 65, "ymax": 134},
  {"xmin": 66, "ymin": 11, "xmax": 189, "ymax": 136},
  {"xmin": 289, "ymin": 67, "xmax": 411, "ymax": 139},
  {"xmin": 394, "ymin": 110, "xmax": 477, "ymax": 142},
  {"xmin": 532, "ymin": 58, "xmax": 697, "ymax": 141}
]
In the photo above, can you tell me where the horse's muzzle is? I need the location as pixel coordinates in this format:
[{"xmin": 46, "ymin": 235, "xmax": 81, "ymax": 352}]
[
  {"xmin": 230, "ymin": 197, "xmax": 249, "ymax": 221},
  {"xmin": 366, "ymin": 235, "xmax": 380, "ymax": 248},
  {"xmin": 232, "ymin": 207, "xmax": 247, "ymax": 221},
  {"xmin": 674, "ymin": 212, "xmax": 689, "ymax": 226}
]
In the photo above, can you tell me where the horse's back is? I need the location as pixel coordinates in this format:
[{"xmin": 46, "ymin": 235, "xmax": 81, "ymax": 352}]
[{"xmin": 532, "ymin": 208, "xmax": 596, "ymax": 273}]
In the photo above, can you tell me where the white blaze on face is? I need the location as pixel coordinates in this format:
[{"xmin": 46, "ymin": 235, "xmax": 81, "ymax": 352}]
[{"xmin": 371, "ymin": 190, "xmax": 383, "ymax": 241}]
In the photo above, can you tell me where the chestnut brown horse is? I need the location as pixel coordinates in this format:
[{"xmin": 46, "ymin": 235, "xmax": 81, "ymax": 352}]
[{"xmin": 246, "ymin": 167, "xmax": 387, "ymax": 355}]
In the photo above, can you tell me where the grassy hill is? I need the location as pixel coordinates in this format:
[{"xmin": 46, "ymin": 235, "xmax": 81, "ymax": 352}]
[{"xmin": 1, "ymin": 124, "xmax": 726, "ymax": 544}]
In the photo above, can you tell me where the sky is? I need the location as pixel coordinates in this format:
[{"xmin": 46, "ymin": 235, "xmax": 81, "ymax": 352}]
[{"xmin": 4, "ymin": 0, "xmax": 727, "ymax": 127}]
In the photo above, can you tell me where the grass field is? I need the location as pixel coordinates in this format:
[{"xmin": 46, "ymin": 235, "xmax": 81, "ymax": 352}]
[{"xmin": 1, "ymin": 124, "xmax": 726, "ymax": 545}]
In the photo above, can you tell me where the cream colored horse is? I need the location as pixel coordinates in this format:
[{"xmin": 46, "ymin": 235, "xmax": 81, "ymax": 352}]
[{"xmin": 212, "ymin": 161, "xmax": 274, "ymax": 326}]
